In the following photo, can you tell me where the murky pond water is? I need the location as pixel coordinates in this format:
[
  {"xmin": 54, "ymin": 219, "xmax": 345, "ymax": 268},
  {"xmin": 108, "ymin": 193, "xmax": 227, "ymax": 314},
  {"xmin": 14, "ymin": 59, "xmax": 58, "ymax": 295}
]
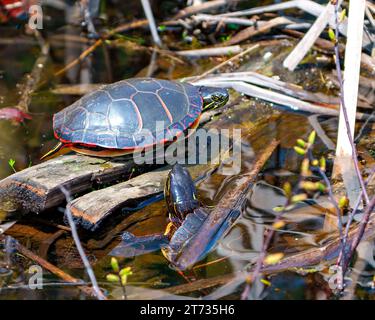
[{"xmin": 0, "ymin": 0, "xmax": 374, "ymax": 300}]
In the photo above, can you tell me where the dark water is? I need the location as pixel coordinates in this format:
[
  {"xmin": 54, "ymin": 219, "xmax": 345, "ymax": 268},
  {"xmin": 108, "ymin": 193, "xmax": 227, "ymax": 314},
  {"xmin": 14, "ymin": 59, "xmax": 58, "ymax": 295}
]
[{"xmin": 0, "ymin": 1, "xmax": 374, "ymax": 300}]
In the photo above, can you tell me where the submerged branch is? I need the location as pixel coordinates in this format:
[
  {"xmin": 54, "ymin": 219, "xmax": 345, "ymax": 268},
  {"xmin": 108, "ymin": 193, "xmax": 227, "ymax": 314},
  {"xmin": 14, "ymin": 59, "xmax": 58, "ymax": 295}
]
[
  {"xmin": 17, "ymin": 31, "xmax": 49, "ymax": 113},
  {"xmin": 60, "ymin": 187, "xmax": 106, "ymax": 300}
]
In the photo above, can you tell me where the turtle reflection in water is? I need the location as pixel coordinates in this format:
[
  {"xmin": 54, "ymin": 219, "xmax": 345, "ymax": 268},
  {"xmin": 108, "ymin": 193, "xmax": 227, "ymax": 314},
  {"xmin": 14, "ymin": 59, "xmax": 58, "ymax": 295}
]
[{"xmin": 110, "ymin": 164, "xmax": 211, "ymax": 269}]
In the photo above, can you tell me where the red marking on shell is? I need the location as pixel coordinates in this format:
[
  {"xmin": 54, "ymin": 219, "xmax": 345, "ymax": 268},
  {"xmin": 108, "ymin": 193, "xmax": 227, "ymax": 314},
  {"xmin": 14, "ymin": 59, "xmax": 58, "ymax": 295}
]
[{"xmin": 156, "ymin": 94, "xmax": 173, "ymax": 124}]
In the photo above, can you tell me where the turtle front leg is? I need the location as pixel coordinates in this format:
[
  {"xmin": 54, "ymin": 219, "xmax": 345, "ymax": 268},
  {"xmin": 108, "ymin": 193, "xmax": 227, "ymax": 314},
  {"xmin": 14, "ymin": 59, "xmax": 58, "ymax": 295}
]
[{"xmin": 109, "ymin": 231, "xmax": 169, "ymax": 258}]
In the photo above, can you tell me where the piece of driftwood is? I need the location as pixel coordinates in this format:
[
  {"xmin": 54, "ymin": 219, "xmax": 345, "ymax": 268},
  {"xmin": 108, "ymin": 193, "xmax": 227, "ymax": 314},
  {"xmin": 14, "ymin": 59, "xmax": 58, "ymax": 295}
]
[
  {"xmin": 197, "ymin": 80, "xmax": 369, "ymax": 119},
  {"xmin": 220, "ymin": 0, "xmax": 371, "ymax": 47},
  {"xmin": 222, "ymin": 17, "xmax": 292, "ymax": 46},
  {"xmin": 172, "ymin": 0, "xmax": 228, "ymax": 19},
  {"xmin": 190, "ymin": 44, "xmax": 260, "ymax": 82},
  {"xmin": 69, "ymin": 169, "xmax": 169, "ymax": 230},
  {"xmin": 221, "ymin": 0, "xmax": 324, "ymax": 18},
  {"xmin": 282, "ymin": 28, "xmax": 339, "ymax": 52},
  {"xmin": 0, "ymin": 154, "xmax": 135, "ymax": 213},
  {"xmin": 190, "ymin": 71, "xmax": 375, "ymax": 109},
  {"xmin": 192, "ymin": 13, "xmax": 257, "ymax": 26},
  {"xmin": 283, "ymin": 0, "xmax": 341, "ymax": 71},
  {"xmin": 174, "ymin": 139, "xmax": 280, "ymax": 270},
  {"xmin": 308, "ymin": 115, "xmax": 336, "ymax": 150},
  {"xmin": 176, "ymin": 45, "xmax": 243, "ymax": 57},
  {"xmin": 335, "ymin": 0, "xmax": 367, "ymax": 158}
]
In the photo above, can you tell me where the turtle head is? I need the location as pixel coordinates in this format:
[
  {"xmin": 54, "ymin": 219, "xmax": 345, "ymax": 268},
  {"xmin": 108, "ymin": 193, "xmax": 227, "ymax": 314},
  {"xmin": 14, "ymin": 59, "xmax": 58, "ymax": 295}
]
[{"xmin": 199, "ymin": 86, "xmax": 229, "ymax": 111}]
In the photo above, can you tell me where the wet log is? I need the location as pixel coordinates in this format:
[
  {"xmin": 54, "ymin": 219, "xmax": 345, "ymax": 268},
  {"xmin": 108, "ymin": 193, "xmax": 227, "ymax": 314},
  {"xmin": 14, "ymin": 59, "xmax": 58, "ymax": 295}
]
[
  {"xmin": 0, "ymin": 154, "xmax": 135, "ymax": 213},
  {"xmin": 68, "ymin": 148, "xmax": 227, "ymax": 230},
  {"xmin": 69, "ymin": 169, "xmax": 168, "ymax": 230}
]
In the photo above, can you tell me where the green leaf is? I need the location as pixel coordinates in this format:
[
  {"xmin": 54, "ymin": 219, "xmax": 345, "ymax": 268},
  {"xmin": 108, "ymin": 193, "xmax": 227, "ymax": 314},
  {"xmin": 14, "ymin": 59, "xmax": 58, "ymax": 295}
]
[
  {"xmin": 106, "ymin": 274, "xmax": 120, "ymax": 282},
  {"xmin": 339, "ymin": 9, "xmax": 346, "ymax": 22},
  {"xmin": 227, "ymin": 23, "xmax": 240, "ymax": 30},
  {"xmin": 111, "ymin": 257, "xmax": 119, "ymax": 273},
  {"xmin": 119, "ymin": 267, "xmax": 133, "ymax": 277},
  {"xmin": 272, "ymin": 220, "xmax": 285, "ymax": 229},
  {"xmin": 316, "ymin": 182, "xmax": 326, "ymax": 192},
  {"xmin": 121, "ymin": 275, "xmax": 128, "ymax": 286},
  {"xmin": 319, "ymin": 157, "xmax": 326, "ymax": 172},
  {"xmin": 158, "ymin": 25, "xmax": 166, "ymax": 32},
  {"xmin": 291, "ymin": 193, "xmax": 307, "ymax": 203},
  {"xmin": 283, "ymin": 182, "xmax": 292, "ymax": 198},
  {"xmin": 294, "ymin": 146, "xmax": 306, "ymax": 155},
  {"xmin": 328, "ymin": 28, "xmax": 336, "ymax": 42},
  {"xmin": 296, "ymin": 139, "xmax": 306, "ymax": 148},
  {"xmin": 260, "ymin": 278, "xmax": 271, "ymax": 286},
  {"xmin": 8, "ymin": 159, "xmax": 16, "ymax": 172},
  {"xmin": 264, "ymin": 253, "xmax": 284, "ymax": 265},
  {"xmin": 273, "ymin": 206, "xmax": 285, "ymax": 212},
  {"xmin": 338, "ymin": 196, "xmax": 349, "ymax": 209},
  {"xmin": 300, "ymin": 181, "xmax": 318, "ymax": 191},
  {"xmin": 308, "ymin": 130, "xmax": 316, "ymax": 145}
]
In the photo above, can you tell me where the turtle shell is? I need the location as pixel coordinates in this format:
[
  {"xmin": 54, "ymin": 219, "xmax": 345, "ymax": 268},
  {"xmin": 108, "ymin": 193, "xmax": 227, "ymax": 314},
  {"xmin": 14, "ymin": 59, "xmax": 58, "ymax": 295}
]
[{"xmin": 53, "ymin": 78, "xmax": 203, "ymax": 150}]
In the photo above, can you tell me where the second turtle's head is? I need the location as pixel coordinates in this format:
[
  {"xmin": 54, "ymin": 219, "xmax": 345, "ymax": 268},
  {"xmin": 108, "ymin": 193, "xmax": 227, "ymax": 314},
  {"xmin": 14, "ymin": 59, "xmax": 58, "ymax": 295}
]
[
  {"xmin": 164, "ymin": 163, "xmax": 199, "ymax": 226},
  {"xmin": 199, "ymin": 86, "xmax": 229, "ymax": 111}
]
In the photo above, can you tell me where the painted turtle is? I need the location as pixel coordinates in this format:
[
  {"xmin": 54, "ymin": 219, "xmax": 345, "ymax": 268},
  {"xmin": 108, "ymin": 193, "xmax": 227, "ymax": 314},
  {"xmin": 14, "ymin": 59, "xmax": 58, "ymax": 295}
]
[
  {"xmin": 110, "ymin": 163, "xmax": 210, "ymax": 269},
  {"xmin": 41, "ymin": 78, "xmax": 229, "ymax": 159}
]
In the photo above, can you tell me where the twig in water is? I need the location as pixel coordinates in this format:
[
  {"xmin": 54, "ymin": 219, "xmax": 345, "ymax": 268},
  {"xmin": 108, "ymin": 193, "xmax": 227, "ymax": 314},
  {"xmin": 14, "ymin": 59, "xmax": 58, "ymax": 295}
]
[
  {"xmin": 220, "ymin": 0, "xmax": 324, "ymax": 18},
  {"xmin": 0, "ymin": 235, "xmax": 100, "ymax": 297},
  {"xmin": 176, "ymin": 45, "xmax": 242, "ymax": 57},
  {"xmin": 140, "ymin": 0, "xmax": 162, "ymax": 47},
  {"xmin": 173, "ymin": 0, "xmax": 229, "ymax": 19},
  {"xmin": 337, "ymin": 168, "xmax": 375, "ymax": 269},
  {"xmin": 54, "ymin": 39, "xmax": 102, "ymax": 77},
  {"xmin": 192, "ymin": 13, "xmax": 257, "ymax": 27},
  {"xmin": 283, "ymin": 0, "xmax": 342, "ymax": 71},
  {"xmin": 189, "ymin": 44, "xmax": 259, "ymax": 82},
  {"xmin": 332, "ymin": 1, "xmax": 370, "ymax": 205},
  {"xmin": 16, "ymin": 30, "xmax": 49, "ymax": 113},
  {"xmin": 222, "ymin": 17, "xmax": 292, "ymax": 46},
  {"xmin": 354, "ymin": 111, "xmax": 375, "ymax": 143},
  {"xmin": 308, "ymin": 115, "xmax": 336, "ymax": 150},
  {"xmin": 54, "ymin": 19, "xmax": 150, "ymax": 78},
  {"xmin": 342, "ymin": 196, "xmax": 375, "ymax": 273},
  {"xmin": 60, "ymin": 186, "xmax": 106, "ymax": 300},
  {"xmin": 80, "ymin": 0, "xmax": 99, "ymax": 38},
  {"xmin": 332, "ymin": 0, "xmax": 374, "ymax": 287}
]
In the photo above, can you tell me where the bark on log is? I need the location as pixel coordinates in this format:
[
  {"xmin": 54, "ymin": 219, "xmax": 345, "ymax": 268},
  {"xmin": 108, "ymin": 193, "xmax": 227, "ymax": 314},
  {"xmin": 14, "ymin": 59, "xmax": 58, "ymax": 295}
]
[{"xmin": 0, "ymin": 155, "xmax": 135, "ymax": 213}]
